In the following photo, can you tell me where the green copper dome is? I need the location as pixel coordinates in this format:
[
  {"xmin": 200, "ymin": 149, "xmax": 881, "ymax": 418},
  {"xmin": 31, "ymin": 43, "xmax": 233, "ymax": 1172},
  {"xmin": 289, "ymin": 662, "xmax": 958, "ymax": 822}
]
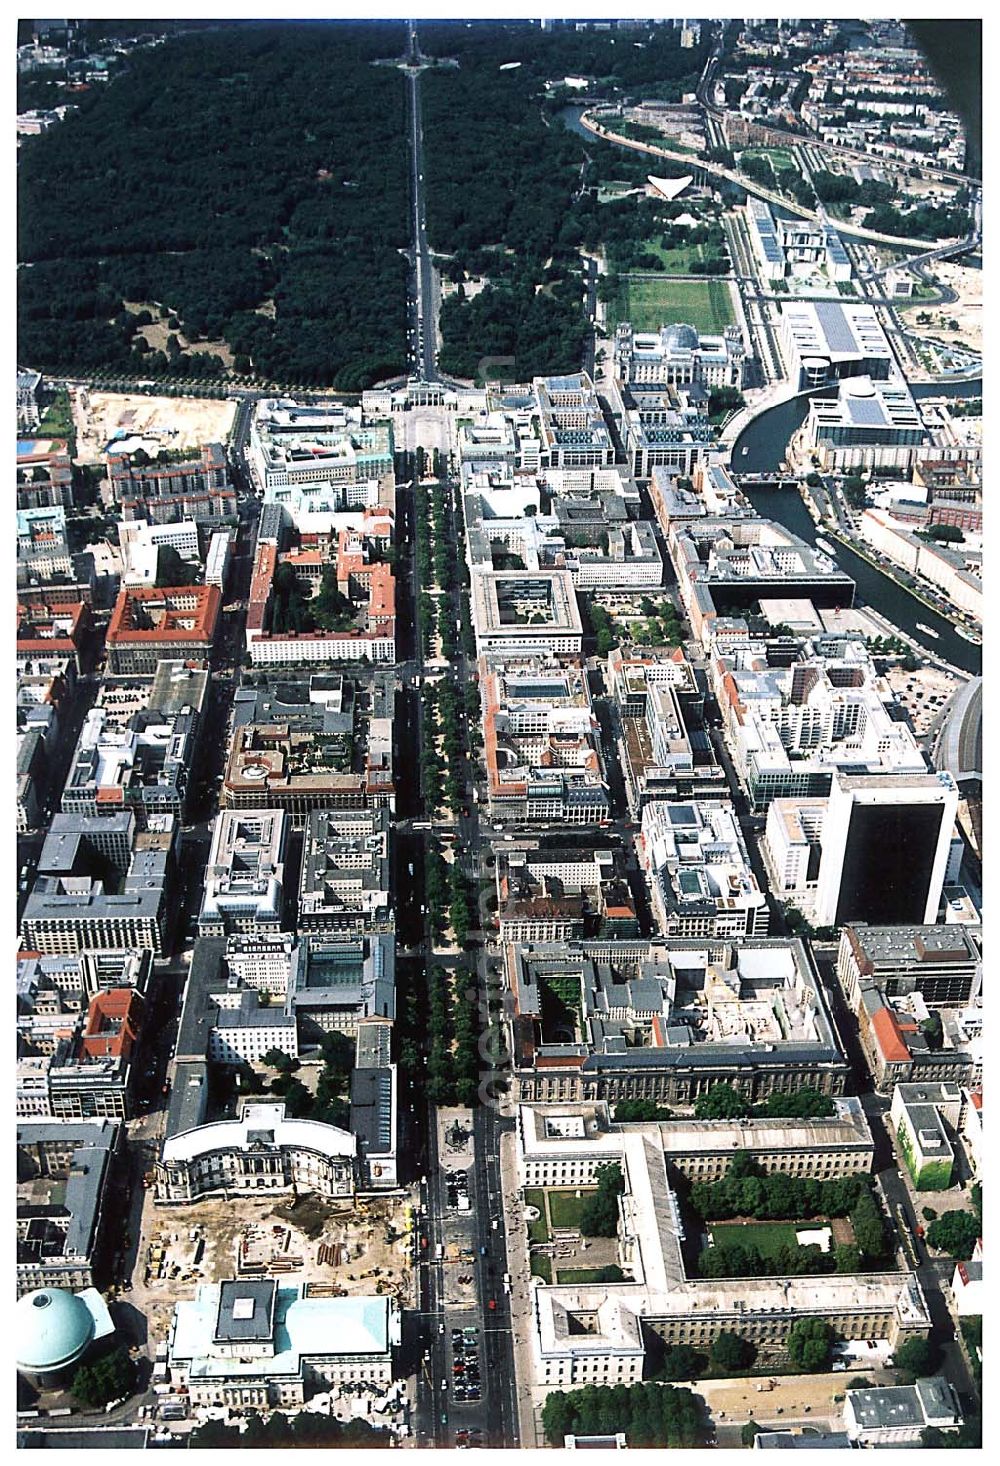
[{"xmin": 16, "ymin": 1288, "xmax": 95, "ymax": 1373}]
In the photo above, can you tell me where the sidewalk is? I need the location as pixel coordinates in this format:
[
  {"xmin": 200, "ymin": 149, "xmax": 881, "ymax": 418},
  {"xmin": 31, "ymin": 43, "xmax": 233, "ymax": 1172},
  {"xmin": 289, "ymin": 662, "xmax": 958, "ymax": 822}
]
[{"xmin": 498, "ymin": 1129, "xmax": 544, "ymax": 1448}]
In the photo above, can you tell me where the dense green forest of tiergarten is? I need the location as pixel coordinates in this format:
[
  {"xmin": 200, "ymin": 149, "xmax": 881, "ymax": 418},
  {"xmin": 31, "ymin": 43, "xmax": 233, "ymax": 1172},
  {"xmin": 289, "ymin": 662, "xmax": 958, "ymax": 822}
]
[
  {"xmin": 17, "ymin": 22, "xmax": 410, "ymax": 389},
  {"xmin": 419, "ymin": 20, "xmax": 709, "ymax": 381}
]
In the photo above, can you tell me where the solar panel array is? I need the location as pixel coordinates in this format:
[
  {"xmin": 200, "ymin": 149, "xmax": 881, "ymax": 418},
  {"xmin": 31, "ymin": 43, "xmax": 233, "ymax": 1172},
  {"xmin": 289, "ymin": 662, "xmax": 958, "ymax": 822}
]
[
  {"xmin": 824, "ymin": 229, "xmax": 850, "ymax": 267},
  {"xmin": 748, "ymin": 199, "xmax": 783, "ymax": 265},
  {"xmin": 847, "ymin": 397, "xmax": 890, "ymax": 427},
  {"xmin": 374, "ymin": 1073, "xmax": 392, "ymax": 1148},
  {"xmin": 815, "ymin": 301, "xmax": 859, "ymax": 355}
]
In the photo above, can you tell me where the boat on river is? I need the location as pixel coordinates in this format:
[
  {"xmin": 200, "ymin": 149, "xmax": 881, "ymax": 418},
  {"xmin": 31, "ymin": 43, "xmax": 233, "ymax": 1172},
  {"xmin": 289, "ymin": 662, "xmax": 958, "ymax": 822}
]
[
  {"xmin": 954, "ymin": 624, "xmax": 982, "ymax": 645},
  {"xmin": 915, "ymin": 623, "xmax": 940, "ymax": 640},
  {"xmin": 814, "ymin": 538, "xmax": 836, "ymax": 557}
]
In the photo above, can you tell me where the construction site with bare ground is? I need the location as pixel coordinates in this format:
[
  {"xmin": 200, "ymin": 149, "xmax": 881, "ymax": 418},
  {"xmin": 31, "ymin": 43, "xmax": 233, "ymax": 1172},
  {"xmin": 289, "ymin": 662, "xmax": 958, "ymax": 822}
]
[
  {"xmin": 70, "ymin": 388, "xmax": 236, "ymax": 465},
  {"xmin": 130, "ymin": 1190, "xmax": 418, "ymax": 1354}
]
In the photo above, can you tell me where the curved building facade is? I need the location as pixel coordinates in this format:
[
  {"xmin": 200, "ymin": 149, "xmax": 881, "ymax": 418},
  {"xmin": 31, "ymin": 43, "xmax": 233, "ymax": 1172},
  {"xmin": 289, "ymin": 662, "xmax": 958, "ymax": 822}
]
[{"xmin": 155, "ymin": 1102, "xmax": 356, "ymax": 1205}]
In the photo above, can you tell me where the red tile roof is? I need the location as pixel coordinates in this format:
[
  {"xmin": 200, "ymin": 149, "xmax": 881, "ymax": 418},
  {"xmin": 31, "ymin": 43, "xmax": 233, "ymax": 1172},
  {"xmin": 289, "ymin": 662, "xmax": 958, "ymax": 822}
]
[{"xmin": 871, "ymin": 1006, "xmax": 911, "ymax": 1064}]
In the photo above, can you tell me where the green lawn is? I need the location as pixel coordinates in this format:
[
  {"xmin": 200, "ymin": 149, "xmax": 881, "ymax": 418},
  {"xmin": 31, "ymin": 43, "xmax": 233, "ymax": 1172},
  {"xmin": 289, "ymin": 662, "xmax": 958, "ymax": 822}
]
[
  {"xmin": 34, "ymin": 388, "xmax": 75, "ymax": 449},
  {"xmin": 611, "ymin": 277, "xmax": 735, "ymax": 334},
  {"xmin": 547, "ymin": 1189, "xmax": 591, "ymax": 1230},
  {"xmin": 709, "ymin": 1220, "xmax": 805, "ymax": 1257},
  {"xmin": 530, "ymin": 1253, "xmax": 553, "ymax": 1283},
  {"xmin": 741, "ymin": 147, "xmax": 796, "ymax": 173},
  {"xmin": 555, "ymin": 1266, "xmax": 624, "ymax": 1284},
  {"xmin": 640, "ymin": 239, "xmax": 707, "ymax": 271},
  {"xmin": 524, "ymin": 1188, "xmax": 549, "ymax": 1244}
]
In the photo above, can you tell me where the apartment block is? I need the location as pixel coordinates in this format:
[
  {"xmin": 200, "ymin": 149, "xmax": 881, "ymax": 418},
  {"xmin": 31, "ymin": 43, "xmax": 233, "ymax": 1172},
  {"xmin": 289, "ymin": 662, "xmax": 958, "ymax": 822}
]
[
  {"xmin": 854, "ymin": 981, "xmax": 981, "ymax": 1094},
  {"xmin": 640, "ymin": 799, "xmax": 769, "ymax": 938},
  {"xmin": 245, "ymin": 529, "xmax": 396, "ymax": 667},
  {"xmin": 861, "ymin": 509, "xmax": 982, "ymax": 622},
  {"xmin": 480, "ymin": 658, "xmax": 608, "ymax": 826},
  {"xmin": 712, "ymin": 628, "xmax": 921, "ymax": 811},
  {"xmin": 298, "ymin": 808, "xmax": 392, "ymax": 937},
  {"xmin": 105, "ymin": 584, "xmax": 220, "ymax": 674},
  {"xmin": 17, "ymin": 435, "xmax": 74, "ymax": 510},
  {"xmin": 496, "ymin": 846, "xmax": 637, "ymax": 943},
  {"xmin": 199, "ymin": 810, "xmax": 287, "ymax": 938},
  {"xmin": 17, "ymin": 599, "xmax": 92, "ymax": 678},
  {"xmin": 107, "ymin": 441, "xmax": 231, "ymax": 523}
]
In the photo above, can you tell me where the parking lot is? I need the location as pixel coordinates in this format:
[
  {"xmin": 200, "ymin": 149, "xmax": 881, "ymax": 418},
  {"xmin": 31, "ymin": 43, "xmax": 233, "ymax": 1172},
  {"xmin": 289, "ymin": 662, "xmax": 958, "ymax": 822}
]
[{"xmin": 449, "ymin": 1323, "xmax": 484, "ymax": 1416}]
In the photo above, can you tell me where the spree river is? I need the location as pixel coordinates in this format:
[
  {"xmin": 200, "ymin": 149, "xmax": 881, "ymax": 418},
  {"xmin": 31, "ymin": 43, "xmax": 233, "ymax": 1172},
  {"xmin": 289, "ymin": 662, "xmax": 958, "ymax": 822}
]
[{"xmin": 731, "ymin": 385, "xmax": 982, "ymax": 675}]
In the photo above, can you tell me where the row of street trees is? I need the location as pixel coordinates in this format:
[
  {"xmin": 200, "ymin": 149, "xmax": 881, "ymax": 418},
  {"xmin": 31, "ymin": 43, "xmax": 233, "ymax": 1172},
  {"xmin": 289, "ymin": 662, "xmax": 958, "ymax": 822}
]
[{"xmin": 541, "ymin": 1381, "xmax": 706, "ymax": 1448}]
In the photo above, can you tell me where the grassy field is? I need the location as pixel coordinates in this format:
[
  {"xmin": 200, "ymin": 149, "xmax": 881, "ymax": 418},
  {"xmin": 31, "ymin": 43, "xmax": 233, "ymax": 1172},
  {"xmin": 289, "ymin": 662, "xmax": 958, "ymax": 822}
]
[
  {"xmin": 555, "ymin": 1266, "xmax": 623, "ymax": 1284},
  {"xmin": 34, "ymin": 388, "xmax": 76, "ymax": 451},
  {"xmin": 641, "ymin": 240, "xmax": 708, "ymax": 271},
  {"xmin": 708, "ymin": 1221, "xmax": 804, "ymax": 1257},
  {"xmin": 524, "ymin": 1189, "xmax": 549, "ymax": 1244},
  {"xmin": 547, "ymin": 1190, "xmax": 591, "ymax": 1231},
  {"xmin": 611, "ymin": 277, "xmax": 735, "ymax": 334},
  {"xmin": 741, "ymin": 147, "xmax": 797, "ymax": 173},
  {"xmin": 530, "ymin": 1253, "xmax": 553, "ymax": 1283}
]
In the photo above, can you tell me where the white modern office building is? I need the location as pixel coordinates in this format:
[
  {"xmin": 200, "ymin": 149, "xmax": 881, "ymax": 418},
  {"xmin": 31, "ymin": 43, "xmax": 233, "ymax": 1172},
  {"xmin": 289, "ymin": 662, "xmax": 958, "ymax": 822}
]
[
  {"xmin": 745, "ymin": 198, "xmax": 852, "ymax": 283},
  {"xmin": 779, "ymin": 301, "xmax": 895, "ymax": 390},
  {"xmin": 471, "ymin": 569, "xmax": 583, "ymax": 658},
  {"xmin": 199, "ymin": 810, "xmax": 288, "ymax": 937},
  {"xmin": 806, "ymin": 377, "xmax": 927, "ymax": 473}
]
